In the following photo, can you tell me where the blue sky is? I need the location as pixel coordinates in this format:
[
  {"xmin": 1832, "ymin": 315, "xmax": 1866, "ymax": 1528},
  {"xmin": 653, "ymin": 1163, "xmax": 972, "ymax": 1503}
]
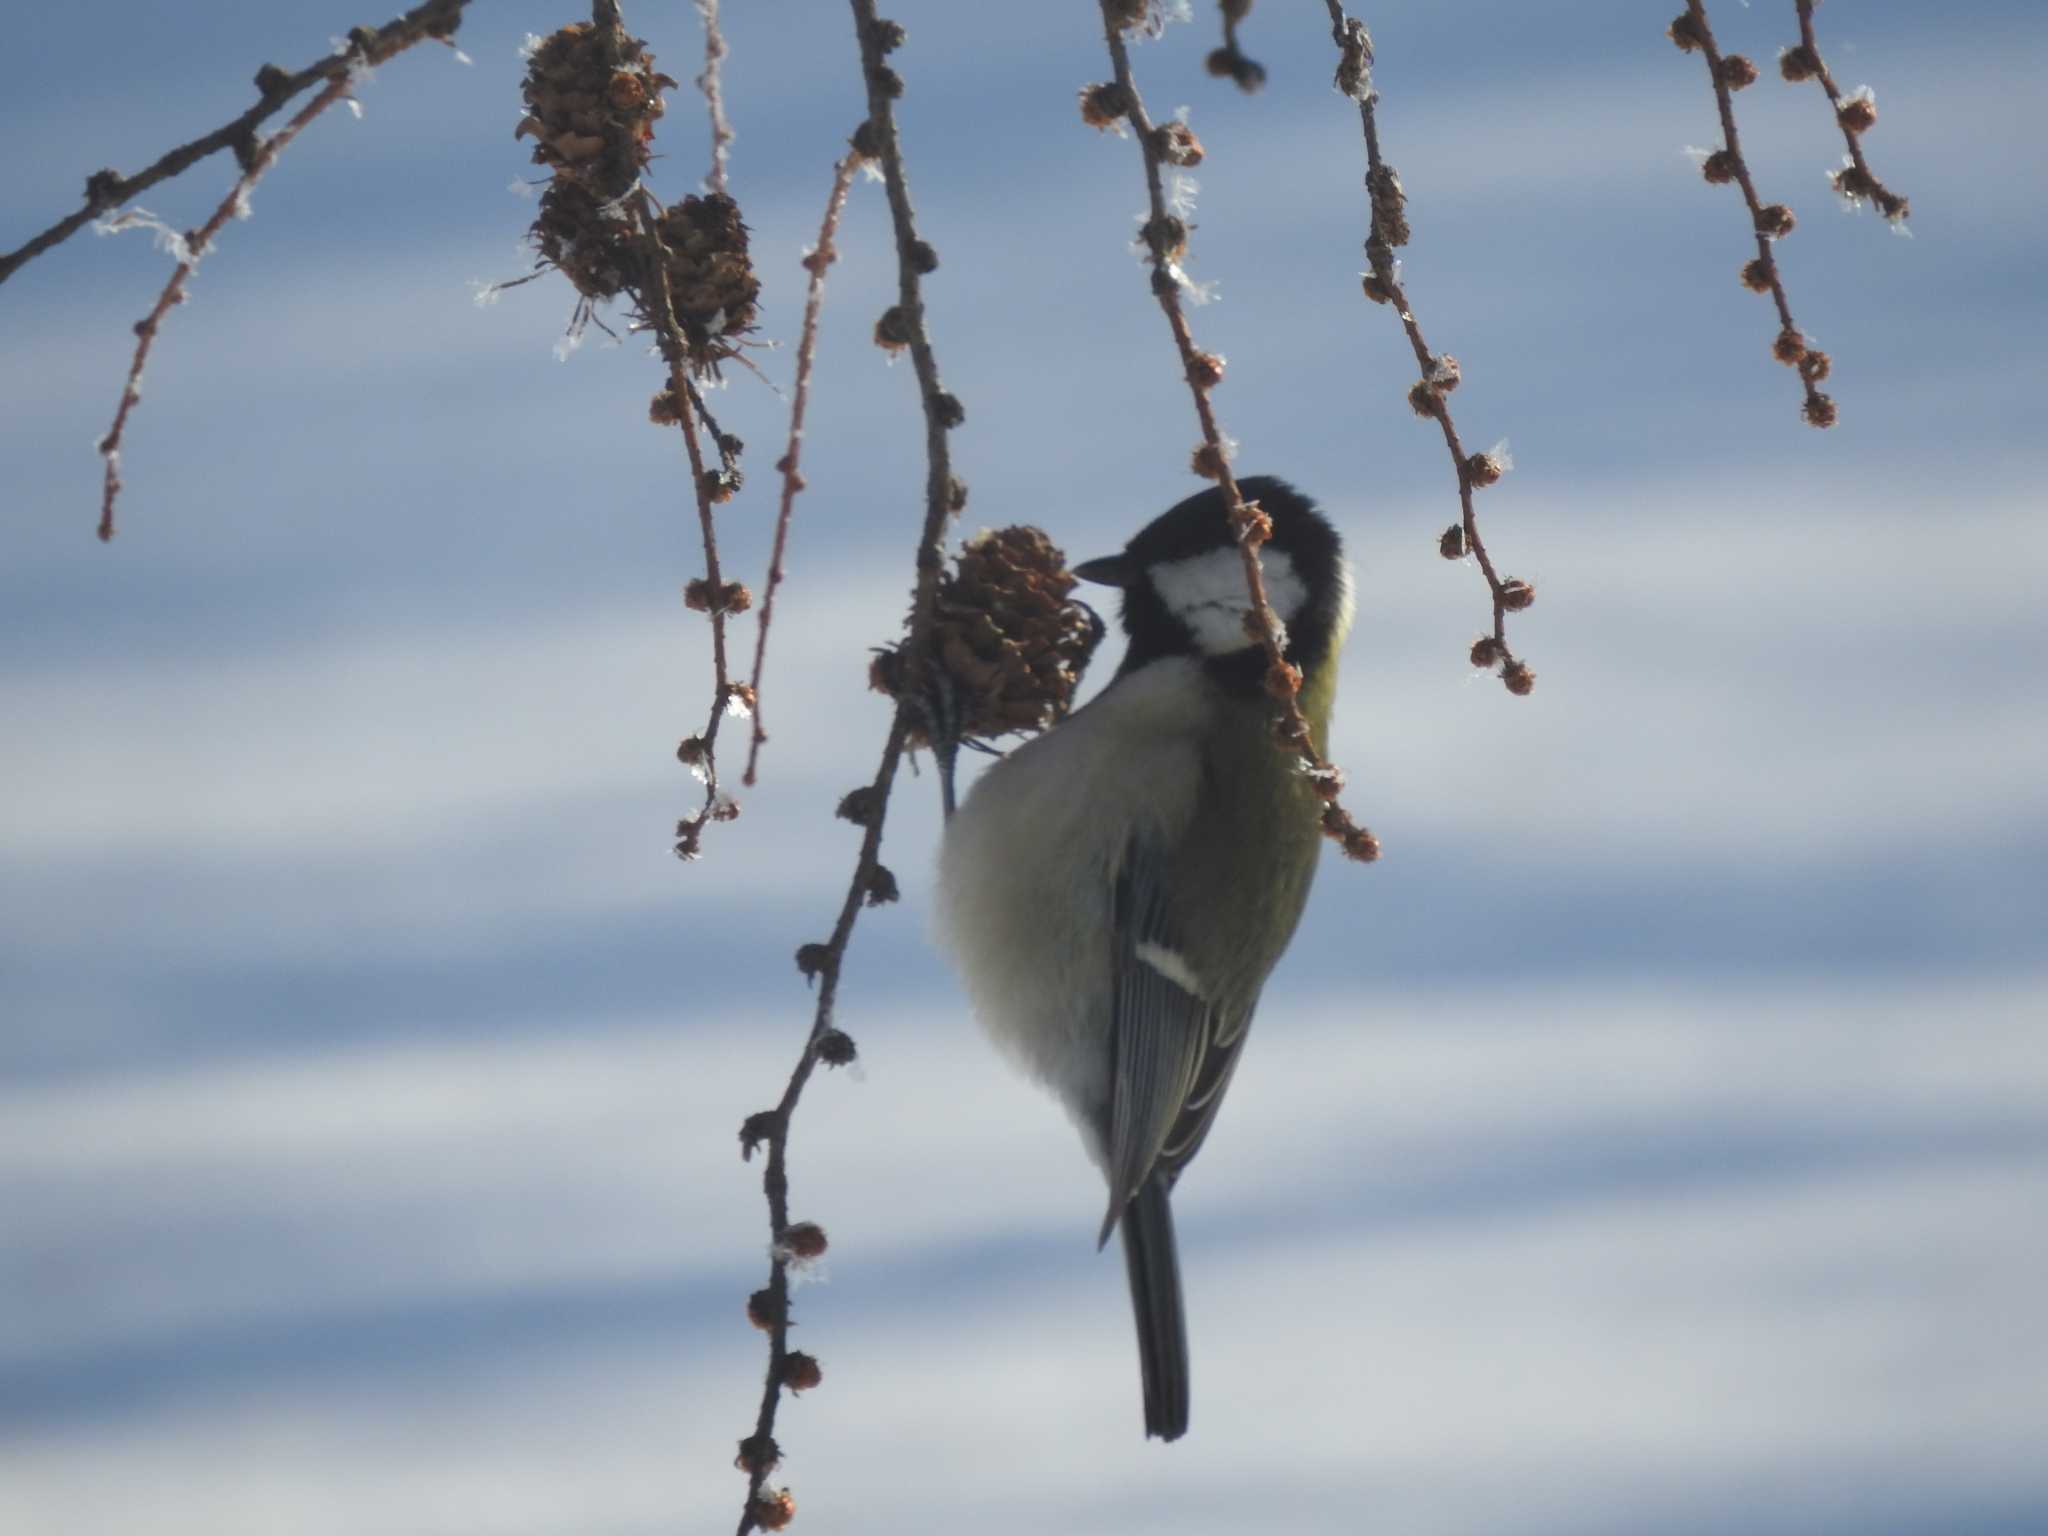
[{"xmin": 3, "ymin": 3, "xmax": 2045, "ymax": 1533}]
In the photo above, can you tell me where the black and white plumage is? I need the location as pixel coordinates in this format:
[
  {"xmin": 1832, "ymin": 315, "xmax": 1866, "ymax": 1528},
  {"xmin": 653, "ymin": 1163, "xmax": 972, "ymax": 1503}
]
[{"xmin": 934, "ymin": 478, "xmax": 1352, "ymax": 1441}]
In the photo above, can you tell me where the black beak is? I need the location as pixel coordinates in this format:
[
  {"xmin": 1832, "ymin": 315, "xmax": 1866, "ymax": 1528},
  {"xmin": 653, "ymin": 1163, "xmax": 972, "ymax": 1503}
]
[{"xmin": 1073, "ymin": 554, "xmax": 1133, "ymax": 588}]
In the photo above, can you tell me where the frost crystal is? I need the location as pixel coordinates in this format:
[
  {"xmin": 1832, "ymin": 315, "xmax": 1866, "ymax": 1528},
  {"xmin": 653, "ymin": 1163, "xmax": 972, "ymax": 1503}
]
[
  {"xmin": 781, "ymin": 1251, "xmax": 830, "ymax": 1290},
  {"xmin": 93, "ymin": 208, "xmax": 195, "ymax": 267},
  {"xmin": 1164, "ymin": 260, "xmax": 1219, "ymax": 305}
]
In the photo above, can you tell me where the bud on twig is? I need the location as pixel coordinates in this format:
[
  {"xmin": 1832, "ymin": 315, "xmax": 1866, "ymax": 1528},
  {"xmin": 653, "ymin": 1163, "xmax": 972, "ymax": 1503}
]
[
  {"xmin": 1717, "ymin": 54, "xmax": 1758, "ymax": 89},
  {"xmin": 874, "ymin": 304, "xmax": 913, "ymax": 352},
  {"xmin": 735, "ymin": 1434, "xmax": 781, "ymax": 1475},
  {"xmin": 739, "ymin": 1110, "xmax": 779, "ymax": 1160},
  {"xmin": 1079, "ymin": 81, "xmax": 1131, "ymax": 128},
  {"xmin": 779, "ymin": 1222, "xmax": 829, "ymax": 1261},
  {"xmin": 1779, "ymin": 44, "xmax": 1820, "ymax": 82},
  {"xmin": 749, "ymin": 1489, "xmax": 796, "ymax": 1533}
]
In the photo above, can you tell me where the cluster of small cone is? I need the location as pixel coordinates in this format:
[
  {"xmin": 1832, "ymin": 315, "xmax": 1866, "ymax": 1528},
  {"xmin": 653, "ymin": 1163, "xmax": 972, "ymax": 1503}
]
[
  {"xmin": 517, "ymin": 23, "xmax": 671, "ymax": 301},
  {"xmin": 651, "ymin": 193, "xmax": 761, "ymax": 372},
  {"xmin": 872, "ymin": 527, "xmax": 1099, "ymax": 746},
  {"xmin": 516, "ymin": 22, "xmax": 759, "ymax": 372}
]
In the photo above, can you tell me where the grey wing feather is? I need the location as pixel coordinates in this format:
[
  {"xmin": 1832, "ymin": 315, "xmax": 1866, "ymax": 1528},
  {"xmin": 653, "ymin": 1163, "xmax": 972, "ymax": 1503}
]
[
  {"xmin": 1099, "ymin": 838, "xmax": 1258, "ymax": 1245},
  {"xmin": 1156, "ymin": 991, "xmax": 1257, "ymax": 1171}
]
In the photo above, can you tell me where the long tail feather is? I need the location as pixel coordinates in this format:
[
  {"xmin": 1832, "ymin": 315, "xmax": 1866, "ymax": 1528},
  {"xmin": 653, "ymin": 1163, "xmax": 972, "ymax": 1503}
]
[{"xmin": 1119, "ymin": 1175, "xmax": 1189, "ymax": 1440}]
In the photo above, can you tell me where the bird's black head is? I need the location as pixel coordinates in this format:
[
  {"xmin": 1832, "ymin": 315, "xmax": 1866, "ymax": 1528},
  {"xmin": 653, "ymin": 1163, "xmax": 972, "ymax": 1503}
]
[{"xmin": 1074, "ymin": 477, "xmax": 1352, "ymax": 686}]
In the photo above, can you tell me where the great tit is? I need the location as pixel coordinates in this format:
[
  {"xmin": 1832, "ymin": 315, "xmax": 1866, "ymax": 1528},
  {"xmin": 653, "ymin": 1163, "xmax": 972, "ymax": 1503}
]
[{"xmin": 934, "ymin": 477, "xmax": 1351, "ymax": 1441}]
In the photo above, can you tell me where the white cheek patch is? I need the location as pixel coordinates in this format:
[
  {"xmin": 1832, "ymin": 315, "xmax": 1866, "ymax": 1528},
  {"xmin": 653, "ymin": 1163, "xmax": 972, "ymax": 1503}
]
[
  {"xmin": 1134, "ymin": 940, "xmax": 1206, "ymax": 999},
  {"xmin": 1149, "ymin": 546, "xmax": 1307, "ymax": 656},
  {"xmin": 1330, "ymin": 556, "xmax": 1356, "ymax": 649}
]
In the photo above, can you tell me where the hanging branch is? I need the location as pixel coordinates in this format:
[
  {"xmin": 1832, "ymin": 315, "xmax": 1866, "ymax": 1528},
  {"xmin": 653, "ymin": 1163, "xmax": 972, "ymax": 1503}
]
[
  {"xmin": 630, "ymin": 0, "xmax": 747, "ymax": 860},
  {"xmin": 1669, "ymin": 3, "xmax": 1837, "ymax": 428},
  {"xmin": 91, "ymin": 18, "xmax": 470, "ymax": 543},
  {"xmin": 1088, "ymin": 2, "xmax": 1379, "ymax": 861},
  {"xmin": 0, "ymin": 0, "xmax": 470, "ymax": 289},
  {"xmin": 515, "ymin": 2, "xmax": 760, "ymax": 857},
  {"xmin": 1784, "ymin": 0, "xmax": 1909, "ymax": 226},
  {"xmin": 647, "ymin": 185, "xmax": 752, "ymax": 863},
  {"xmin": 1321, "ymin": 6, "xmax": 1536, "ymax": 691},
  {"xmin": 744, "ymin": 154, "xmax": 860, "ymax": 786},
  {"xmin": 693, "ymin": 0, "xmax": 735, "ymax": 196},
  {"xmin": 730, "ymin": 7, "xmax": 967, "ymax": 1531}
]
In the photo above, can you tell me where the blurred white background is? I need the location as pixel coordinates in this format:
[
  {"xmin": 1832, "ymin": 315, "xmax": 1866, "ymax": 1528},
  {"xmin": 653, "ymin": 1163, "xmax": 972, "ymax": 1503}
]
[{"xmin": 3, "ymin": 2, "xmax": 2044, "ymax": 1532}]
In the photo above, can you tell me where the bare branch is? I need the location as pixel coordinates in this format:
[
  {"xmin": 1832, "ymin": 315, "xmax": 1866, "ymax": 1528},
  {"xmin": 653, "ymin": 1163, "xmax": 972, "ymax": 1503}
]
[
  {"xmin": 1322, "ymin": 4, "xmax": 1535, "ymax": 692},
  {"xmin": 745, "ymin": 154, "xmax": 861, "ymax": 786},
  {"xmin": 1787, "ymin": 0, "xmax": 1909, "ymax": 226},
  {"xmin": 732, "ymin": 7, "xmax": 967, "ymax": 1530},
  {"xmin": 1092, "ymin": 3, "xmax": 1379, "ymax": 861},
  {"xmin": 515, "ymin": 3, "xmax": 760, "ymax": 857},
  {"xmin": 1669, "ymin": 3, "xmax": 1837, "ymax": 428},
  {"xmin": 92, "ymin": 16, "xmax": 466, "ymax": 541},
  {"xmin": 0, "ymin": 0, "xmax": 470, "ymax": 288},
  {"xmin": 693, "ymin": 0, "xmax": 736, "ymax": 197},
  {"xmin": 643, "ymin": 183, "xmax": 748, "ymax": 862}
]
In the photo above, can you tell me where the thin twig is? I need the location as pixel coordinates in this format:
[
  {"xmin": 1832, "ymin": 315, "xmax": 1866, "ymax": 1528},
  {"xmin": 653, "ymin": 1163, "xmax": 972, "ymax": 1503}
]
[
  {"xmin": 684, "ymin": 377, "xmax": 741, "ymax": 476},
  {"xmin": 0, "ymin": 0, "xmax": 470, "ymax": 288},
  {"xmin": 95, "ymin": 54, "xmax": 384, "ymax": 541},
  {"xmin": 1323, "ymin": 5, "xmax": 1535, "ymax": 690},
  {"xmin": 1790, "ymin": 0, "xmax": 1908, "ymax": 224},
  {"xmin": 1094, "ymin": 4, "xmax": 1379, "ymax": 861},
  {"xmin": 731, "ymin": 8, "xmax": 965, "ymax": 1531},
  {"xmin": 564, "ymin": 0, "xmax": 749, "ymax": 859},
  {"xmin": 636, "ymin": 186, "xmax": 743, "ymax": 861},
  {"xmin": 744, "ymin": 154, "xmax": 860, "ymax": 786},
  {"xmin": 1671, "ymin": 2, "xmax": 1837, "ymax": 428},
  {"xmin": 693, "ymin": 0, "xmax": 735, "ymax": 196}
]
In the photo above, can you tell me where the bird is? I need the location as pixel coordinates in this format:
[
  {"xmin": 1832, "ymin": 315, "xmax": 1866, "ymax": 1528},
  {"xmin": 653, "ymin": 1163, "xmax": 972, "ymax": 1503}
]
[{"xmin": 933, "ymin": 476, "xmax": 1352, "ymax": 1441}]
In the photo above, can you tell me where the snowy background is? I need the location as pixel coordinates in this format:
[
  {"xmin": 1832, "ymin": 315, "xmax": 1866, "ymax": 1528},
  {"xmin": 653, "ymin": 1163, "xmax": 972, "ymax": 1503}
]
[{"xmin": 4, "ymin": 2, "xmax": 2045, "ymax": 1532}]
